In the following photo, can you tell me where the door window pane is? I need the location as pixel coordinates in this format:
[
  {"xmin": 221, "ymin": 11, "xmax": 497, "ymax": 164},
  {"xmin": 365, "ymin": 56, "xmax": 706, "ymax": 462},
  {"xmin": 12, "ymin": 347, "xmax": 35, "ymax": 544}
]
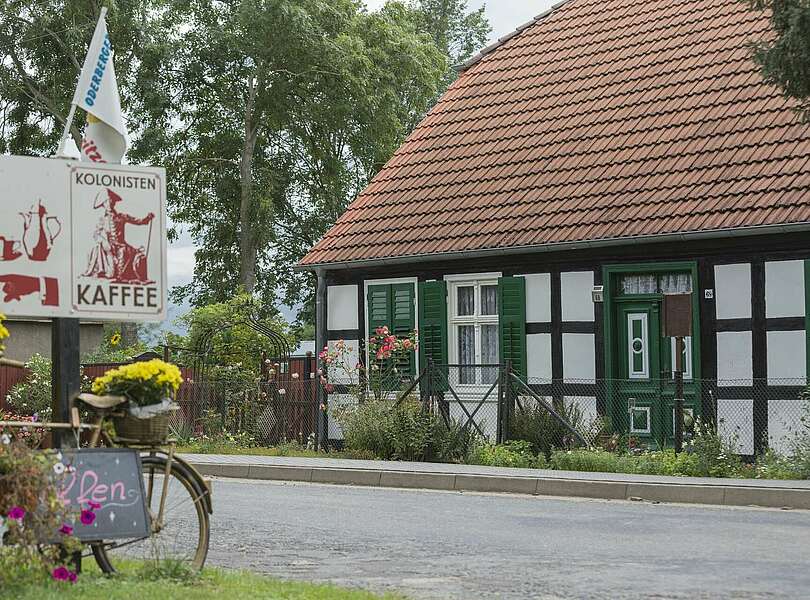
[
  {"xmin": 458, "ymin": 325, "xmax": 476, "ymax": 383},
  {"xmin": 627, "ymin": 313, "xmax": 649, "ymax": 379},
  {"xmin": 480, "ymin": 285, "xmax": 498, "ymax": 316},
  {"xmin": 481, "ymin": 324, "xmax": 499, "ymax": 383},
  {"xmin": 457, "ymin": 286, "xmax": 475, "ymax": 316},
  {"xmin": 622, "ymin": 275, "xmax": 657, "ymax": 294},
  {"xmin": 670, "ymin": 337, "xmax": 693, "ymax": 380},
  {"xmin": 630, "ymin": 407, "xmax": 650, "ymax": 434},
  {"xmin": 660, "ymin": 273, "xmax": 692, "ymax": 293}
]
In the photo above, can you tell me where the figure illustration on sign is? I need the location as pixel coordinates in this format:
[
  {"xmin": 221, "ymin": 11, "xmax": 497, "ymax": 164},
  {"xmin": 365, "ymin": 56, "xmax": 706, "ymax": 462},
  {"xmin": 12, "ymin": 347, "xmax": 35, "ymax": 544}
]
[
  {"xmin": 83, "ymin": 188, "xmax": 154, "ymax": 284},
  {"xmin": 20, "ymin": 199, "xmax": 62, "ymax": 261}
]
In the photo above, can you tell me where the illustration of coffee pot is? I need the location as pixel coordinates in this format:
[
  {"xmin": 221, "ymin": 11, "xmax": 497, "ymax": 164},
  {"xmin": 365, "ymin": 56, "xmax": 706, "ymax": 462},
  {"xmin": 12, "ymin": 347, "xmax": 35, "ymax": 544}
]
[{"xmin": 20, "ymin": 199, "xmax": 61, "ymax": 262}]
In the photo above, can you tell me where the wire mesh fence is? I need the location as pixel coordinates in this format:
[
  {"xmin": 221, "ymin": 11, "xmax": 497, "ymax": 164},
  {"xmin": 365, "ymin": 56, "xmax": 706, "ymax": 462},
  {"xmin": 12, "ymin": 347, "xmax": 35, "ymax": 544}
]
[{"xmin": 164, "ymin": 359, "xmax": 809, "ymax": 457}]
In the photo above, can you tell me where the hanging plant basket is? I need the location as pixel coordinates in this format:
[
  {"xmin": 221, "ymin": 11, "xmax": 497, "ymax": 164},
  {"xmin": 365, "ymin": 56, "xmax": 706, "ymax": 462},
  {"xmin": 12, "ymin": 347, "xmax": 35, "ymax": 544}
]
[{"xmin": 113, "ymin": 411, "xmax": 173, "ymax": 444}]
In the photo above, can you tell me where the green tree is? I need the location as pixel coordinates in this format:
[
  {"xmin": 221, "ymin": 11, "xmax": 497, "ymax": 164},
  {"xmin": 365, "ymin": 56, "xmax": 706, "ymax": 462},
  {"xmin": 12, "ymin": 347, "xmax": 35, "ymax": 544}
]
[
  {"xmin": 748, "ymin": 0, "xmax": 810, "ymax": 120},
  {"xmin": 172, "ymin": 293, "xmax": 294, "ymax": 374},
  {"xmin": 408, "ymin": 0, "xmax": 491, "ymax": 85},
  {"xmin": 0, "ymin": 1, "xmax": 156, "ymax": 155},
  {"xmin": 274, "ymin": 0, "xmax": 490, "ymax": 327},
  {"xmin": 129, "ymin": 0, "xmax": 445, "ymax": 311}
]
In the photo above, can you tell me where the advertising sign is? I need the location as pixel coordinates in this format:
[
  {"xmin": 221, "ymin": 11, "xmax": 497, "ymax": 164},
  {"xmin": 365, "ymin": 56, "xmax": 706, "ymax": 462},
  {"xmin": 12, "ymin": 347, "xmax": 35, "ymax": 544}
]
[
  {"xmin": 57, "ymin": 448, "xmax": 150, "ymax": 541},
  {"xmin": 0, "ymin": 155, "xmax": 166, "ymax": 321}
]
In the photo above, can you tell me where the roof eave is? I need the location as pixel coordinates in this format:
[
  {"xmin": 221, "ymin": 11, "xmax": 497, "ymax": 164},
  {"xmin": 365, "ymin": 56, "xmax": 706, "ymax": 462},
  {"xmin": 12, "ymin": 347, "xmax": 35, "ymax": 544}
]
[{"xmin": 294, "ymin": 221, "xmax": 810, "ymax": 272}]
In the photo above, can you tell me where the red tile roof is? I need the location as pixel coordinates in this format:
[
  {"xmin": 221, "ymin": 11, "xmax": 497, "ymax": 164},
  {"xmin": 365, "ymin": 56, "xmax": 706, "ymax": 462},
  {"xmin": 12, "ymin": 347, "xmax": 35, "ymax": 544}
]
[{"xmin": 300, "ymin": 0, "xmax": 810, "ymax": 268}]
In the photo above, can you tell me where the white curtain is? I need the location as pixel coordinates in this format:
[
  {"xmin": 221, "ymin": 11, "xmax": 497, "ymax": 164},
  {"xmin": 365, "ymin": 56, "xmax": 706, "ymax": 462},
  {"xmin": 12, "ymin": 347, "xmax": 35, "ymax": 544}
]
[{"xmin": 660, "ymin": 273, "xmax": 692, "ymax": 293}]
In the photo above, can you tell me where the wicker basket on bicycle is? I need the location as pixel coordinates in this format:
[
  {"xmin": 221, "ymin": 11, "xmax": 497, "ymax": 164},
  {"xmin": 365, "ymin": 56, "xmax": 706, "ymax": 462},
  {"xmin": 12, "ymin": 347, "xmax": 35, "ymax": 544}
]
[{"xmin": 90, "ymin": 359, "xmax": 183, "ymax": 444}]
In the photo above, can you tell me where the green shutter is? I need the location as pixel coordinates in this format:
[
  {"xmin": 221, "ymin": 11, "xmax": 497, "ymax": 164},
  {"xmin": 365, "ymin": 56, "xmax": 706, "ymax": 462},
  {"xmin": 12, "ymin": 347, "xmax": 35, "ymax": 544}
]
[
  {"xmin": 367, "ymin": 283, "xmax": 416, "ymax": 390},
  {"xmin": 418, "ymin": 280, "xmax": 448, "ymax": 391},
  {"xmin": 367, "ymin": 285, "xmax": 390, "ymax": 336},
  {"xmin": 391, "ymin": 283, "xmax": 416, "ymax": 379},
  {"xmin": 499, "ymin": 276, "xmax": 527, "ymax": 378}
]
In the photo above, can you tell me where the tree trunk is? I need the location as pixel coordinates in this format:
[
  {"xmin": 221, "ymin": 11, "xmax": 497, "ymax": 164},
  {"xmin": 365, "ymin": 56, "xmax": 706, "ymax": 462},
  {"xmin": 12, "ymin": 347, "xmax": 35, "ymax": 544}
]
[
  {"xmin": 239, "ymin": 75, "xmax": 260, "ymax": 294},
  {"xmin": 119, "ymin": 322, "xmax": 139, "ymax": 348}
]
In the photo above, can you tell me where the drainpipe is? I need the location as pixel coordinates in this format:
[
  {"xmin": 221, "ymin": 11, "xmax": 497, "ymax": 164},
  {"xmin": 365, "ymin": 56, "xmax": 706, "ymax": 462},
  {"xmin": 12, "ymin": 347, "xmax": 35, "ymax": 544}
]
[{"xmin": 315, "ymin": 270, "xmax": 328, "ymax": 451}]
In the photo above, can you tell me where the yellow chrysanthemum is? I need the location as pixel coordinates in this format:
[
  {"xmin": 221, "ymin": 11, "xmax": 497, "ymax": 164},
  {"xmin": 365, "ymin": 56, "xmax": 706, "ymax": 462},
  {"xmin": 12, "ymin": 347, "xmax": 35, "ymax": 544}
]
[{"xmin": 91, "ymin": 359, "xmax": 183, "ymax": 403}]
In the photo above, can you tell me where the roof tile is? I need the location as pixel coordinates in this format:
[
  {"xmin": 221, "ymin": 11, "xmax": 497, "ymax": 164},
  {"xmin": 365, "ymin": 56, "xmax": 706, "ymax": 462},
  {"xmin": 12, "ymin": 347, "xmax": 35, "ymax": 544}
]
[{"xmin": 300, "ymin": 0, "xmax": 810, "ymax": 267}]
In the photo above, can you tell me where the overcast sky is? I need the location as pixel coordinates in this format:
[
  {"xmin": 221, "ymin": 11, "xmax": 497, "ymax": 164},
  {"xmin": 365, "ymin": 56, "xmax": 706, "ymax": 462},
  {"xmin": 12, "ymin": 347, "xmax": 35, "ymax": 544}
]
[{"xmin": 165, "ymin": 0, "xmax": 556, "ymax": 327}]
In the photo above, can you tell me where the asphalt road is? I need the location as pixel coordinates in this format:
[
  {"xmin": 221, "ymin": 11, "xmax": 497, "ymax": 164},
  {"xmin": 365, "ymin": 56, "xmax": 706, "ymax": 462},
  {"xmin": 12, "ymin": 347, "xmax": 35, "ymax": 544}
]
[{"xmin": 206, "ymin": 478, "xmax": 810, "ymax": 600}]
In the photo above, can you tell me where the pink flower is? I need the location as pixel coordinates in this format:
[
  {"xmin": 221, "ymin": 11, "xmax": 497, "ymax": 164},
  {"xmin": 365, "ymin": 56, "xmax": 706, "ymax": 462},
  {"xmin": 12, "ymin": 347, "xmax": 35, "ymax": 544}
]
[
  {"xmin": 80, "ymin": 509, "xmax": 95, "ymax": 525},
  {"xmin": 324, "ymin": 383, "xmax": 335, "ymax": 393},
  {"xmin": 59, "ymin": 524, "xmax": 74, "ymax": 535},
  {"xmin": 68, "ymin": 571, "xmax": 77, "ymax": 583},
  {"xmin": 8, "ymin": 506, "xmax": 25, "ymax": 521},
  {"xmin": 402, "ymin": 339, "xmax": 413, "ymax": 349},
  {"xmin": 88, "ymin": 501, "xmax": 101, "ymax": 510},
  {"xmin": 52, "ymin": 566, "xmax": 70, "ymax": 581}
]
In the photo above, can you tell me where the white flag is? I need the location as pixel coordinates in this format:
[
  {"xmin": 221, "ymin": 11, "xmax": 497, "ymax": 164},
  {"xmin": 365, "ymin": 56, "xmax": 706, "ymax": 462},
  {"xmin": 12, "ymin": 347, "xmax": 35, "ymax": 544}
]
[{"xmin": 73, "ymin": 7, "xmax": 127, "ymax": 163}]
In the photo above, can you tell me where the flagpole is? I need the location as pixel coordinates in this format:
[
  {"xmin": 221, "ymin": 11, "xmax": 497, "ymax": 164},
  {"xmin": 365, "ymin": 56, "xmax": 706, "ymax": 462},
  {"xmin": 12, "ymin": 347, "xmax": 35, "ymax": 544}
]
[{"xmin": 56, "ymin": 103, "xmax": 79, "ymax": 157}]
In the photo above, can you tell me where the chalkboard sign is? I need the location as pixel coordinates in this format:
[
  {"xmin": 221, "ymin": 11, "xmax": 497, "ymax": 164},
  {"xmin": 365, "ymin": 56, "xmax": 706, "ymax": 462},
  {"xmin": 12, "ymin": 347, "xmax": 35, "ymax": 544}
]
[{"xmin": 57, "ymin": 448, "xmax": 150, "ymax": 542}]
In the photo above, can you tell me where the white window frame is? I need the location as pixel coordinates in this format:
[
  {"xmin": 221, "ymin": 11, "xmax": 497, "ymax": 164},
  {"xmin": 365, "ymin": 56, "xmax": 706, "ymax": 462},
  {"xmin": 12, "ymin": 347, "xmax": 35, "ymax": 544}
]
[
  {"xmin": 627, "ymin": 313, "xmax": 649, "ymax": 380},
  {"xmin": 670, "ymin": 336, "xmax": 693, "ymax": 380},
  {"xmin": 446, "ymin": 273, "xmax": 501, "ymax": 386},
  {"xmin": 630, "ymin": 406, "xmax": 651, "ymax": 435}
]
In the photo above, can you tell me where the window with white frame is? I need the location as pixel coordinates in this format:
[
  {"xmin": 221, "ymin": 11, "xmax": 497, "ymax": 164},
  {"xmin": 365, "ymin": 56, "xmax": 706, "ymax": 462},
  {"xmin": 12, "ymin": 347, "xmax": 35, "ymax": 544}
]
[{"xmin": 449, "ymin": 278, "xmax": 499, "ymax": 384}]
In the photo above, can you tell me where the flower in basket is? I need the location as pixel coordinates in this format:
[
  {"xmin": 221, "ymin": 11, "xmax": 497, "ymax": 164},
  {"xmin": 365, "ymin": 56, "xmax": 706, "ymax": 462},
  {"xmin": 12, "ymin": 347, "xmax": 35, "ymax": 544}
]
[{"xmin": 91, "ymin": 359, "xmax": 183, "ymax": 418}]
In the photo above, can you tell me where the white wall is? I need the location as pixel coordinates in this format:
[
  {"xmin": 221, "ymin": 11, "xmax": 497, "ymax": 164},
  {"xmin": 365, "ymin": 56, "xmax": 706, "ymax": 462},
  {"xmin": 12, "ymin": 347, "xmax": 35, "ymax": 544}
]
[
  {"xmin": 766, "ymin": 330, "xmax": 806, "ymax": 384},
  {"xmin": 717, "ymin": 399, "xmax": 754, "ymax": 455},
  {"xmin": 714, "ymin": 263, "xmax": 751, "ymax": 319},
  {"xmin": 562, "ymin": 333, "xmax": 595, "ymax": 382},
  {"xmin": 327, "ymin": 340, "xmax": 360, "ymax": 384},
  {"xmin": 527, "ymin": 333, "xmax": 552, "ymax": 381},
  {"xmin": 716, "ymin": 331, "xmax": 752, "ymax": 385},
  {"xmin": 765, "ymin": 260, "xmax": 805, "ymax": 318},
  {"xmin": 561, "ymin": 271, "xmax": 594, "ymax": 322},
  {"xmin": 327, "ymin": 393, "xmax": 357, "ymax": 440},
  {"xmin": 327, "ymin": 285, "xmax": 359, "ymax": 330},
  {"xmin": 564, "ymin": 396, "xmax": 598, "ymax": 425},
  {"xmin": 521, "ymin": 273, "xmax": 551, "ymax": 322}
]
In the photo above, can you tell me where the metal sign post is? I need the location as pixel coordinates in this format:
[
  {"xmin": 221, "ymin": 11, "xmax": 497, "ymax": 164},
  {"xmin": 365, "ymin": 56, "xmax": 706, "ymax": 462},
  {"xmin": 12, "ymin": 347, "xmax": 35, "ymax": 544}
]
[
  {"xmin": 662, "ymin": 293, "xmax": 692, "ymax": 453},
  {"xmin": 673, "ymin": 335, "xmax": 685, "ymax": 453}
]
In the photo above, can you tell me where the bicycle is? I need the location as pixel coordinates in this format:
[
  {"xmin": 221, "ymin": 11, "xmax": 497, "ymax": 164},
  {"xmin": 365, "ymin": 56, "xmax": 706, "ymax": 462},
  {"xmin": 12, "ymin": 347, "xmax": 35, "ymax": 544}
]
[{"xmin": 0, "ymin": 392, "xmax": 212, "ymax": 574}]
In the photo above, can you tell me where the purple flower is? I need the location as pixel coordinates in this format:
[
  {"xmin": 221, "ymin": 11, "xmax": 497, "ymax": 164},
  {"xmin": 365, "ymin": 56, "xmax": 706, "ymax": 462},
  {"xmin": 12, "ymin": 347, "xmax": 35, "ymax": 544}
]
[
  {"xmin": 52, "ymin": 566, "xmax": 70, "ymax": 581},
  {"xmin": 80, "ymin": 509, "xmax": 95, "ymax": 525},
  {"xmin": 8, "ymin": 506, "xmax": 25, "ymax": 521},
  {"xmin": 59, "ymin": 524, "xmax": 73, "ymax": 535},
  {"xmin": 68, "ymin": 570, "xmax": 78, "ymax": 583},
  {"xmin": 88, "ymin": 501, "xmax": 101, "ymax": 510},
  {"xmin": 31, "ymin": 413, "xmax": 39, "ymax": 422}
]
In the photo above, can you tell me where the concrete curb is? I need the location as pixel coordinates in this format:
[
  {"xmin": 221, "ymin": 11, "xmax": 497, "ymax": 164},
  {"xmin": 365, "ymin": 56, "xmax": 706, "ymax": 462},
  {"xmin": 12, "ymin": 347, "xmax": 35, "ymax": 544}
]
[{"xmin": 191, "ymin": 462, "xmax": 810, "ymax": 510}]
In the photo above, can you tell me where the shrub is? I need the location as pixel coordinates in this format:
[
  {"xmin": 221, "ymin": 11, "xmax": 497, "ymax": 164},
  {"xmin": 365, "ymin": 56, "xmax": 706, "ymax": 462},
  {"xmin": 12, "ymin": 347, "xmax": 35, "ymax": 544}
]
[
  {"xmin": 754, "ymin": 448, "xmax": 805, "ymax": 480},
  {"xmin": 686, "ymin": 419, "xmax": 744, "ymax": 478},
  {"xmin": 5, "ymin": 354, "xmax": 53, "ymax": 420},
  {"xmin": 334, "ymin": 398, "xmax": 482, "ymax": 463},
  {"xmin": 550, "ymin": 449, "xmax": 621, "ymax": 472},
  {"xmin": 509, "ymin": 398, "xmax": 585, "ymax": 457},
  {"xmin": 470, "ymin": 440, "xmax": 547, "ymax": 469}
]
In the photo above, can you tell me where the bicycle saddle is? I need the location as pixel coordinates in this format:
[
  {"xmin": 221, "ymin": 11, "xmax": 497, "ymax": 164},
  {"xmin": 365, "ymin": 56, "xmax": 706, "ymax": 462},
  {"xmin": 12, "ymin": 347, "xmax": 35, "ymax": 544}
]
[{"xmin": 74, "ymin": 393, "xmax": 128, "ymax": 409}]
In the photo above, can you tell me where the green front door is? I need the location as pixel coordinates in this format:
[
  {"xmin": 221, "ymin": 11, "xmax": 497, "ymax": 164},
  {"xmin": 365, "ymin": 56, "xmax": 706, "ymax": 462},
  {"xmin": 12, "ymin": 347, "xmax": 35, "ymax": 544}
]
[{"xmin": 614, "ymin": 297, "xmax": 700, "ymax": 448}]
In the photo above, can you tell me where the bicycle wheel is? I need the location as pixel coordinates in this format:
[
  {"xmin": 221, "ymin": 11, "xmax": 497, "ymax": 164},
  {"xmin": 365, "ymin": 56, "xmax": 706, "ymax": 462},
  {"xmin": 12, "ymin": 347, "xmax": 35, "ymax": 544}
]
[{"xmin": 92, "ymin": 454, "xmax": 210, "ymax": 574}]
